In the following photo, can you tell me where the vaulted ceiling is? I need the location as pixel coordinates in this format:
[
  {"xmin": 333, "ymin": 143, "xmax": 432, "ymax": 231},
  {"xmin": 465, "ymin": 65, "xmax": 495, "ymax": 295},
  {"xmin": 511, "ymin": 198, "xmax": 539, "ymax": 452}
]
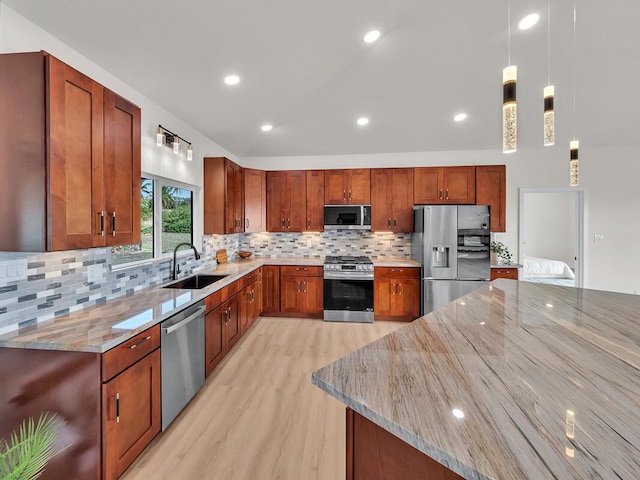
[{"xmin": 4, "ymin": 0, "xmax": 640, "ymax": 157}]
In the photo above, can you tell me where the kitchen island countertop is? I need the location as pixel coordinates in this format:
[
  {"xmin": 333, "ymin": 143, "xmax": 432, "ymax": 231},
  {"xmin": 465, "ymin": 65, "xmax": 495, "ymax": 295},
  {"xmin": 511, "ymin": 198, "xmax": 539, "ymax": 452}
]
[
  {"xmin": 0, "ymin": 256, "xmax": 419, "ymax": 353},
  {"xmin": 312, "ymin": 279, "xmax": 640, "ymax": 479}
]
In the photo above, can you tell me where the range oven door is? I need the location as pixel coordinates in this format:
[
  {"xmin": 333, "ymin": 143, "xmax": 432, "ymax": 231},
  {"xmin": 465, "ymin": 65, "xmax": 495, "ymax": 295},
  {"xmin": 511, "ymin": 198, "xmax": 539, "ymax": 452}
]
[{"xmin": 323, "ymin": 277, "xmax": 374, "ymax": 323}]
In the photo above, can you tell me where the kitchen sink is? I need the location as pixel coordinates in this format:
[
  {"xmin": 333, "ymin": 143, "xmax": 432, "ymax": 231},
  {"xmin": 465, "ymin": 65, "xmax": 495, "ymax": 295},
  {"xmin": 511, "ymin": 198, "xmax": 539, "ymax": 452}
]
[{"xmin": 163, "ymin": 274, "xmax": 228, "ymax": 290}]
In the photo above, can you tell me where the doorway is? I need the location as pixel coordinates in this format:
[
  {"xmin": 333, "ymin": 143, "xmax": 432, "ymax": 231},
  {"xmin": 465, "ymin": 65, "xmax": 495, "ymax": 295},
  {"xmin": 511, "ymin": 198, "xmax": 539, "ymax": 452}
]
[{"xmin": 518, "ymin": 187, "xmax": 587, "ymax": 287}]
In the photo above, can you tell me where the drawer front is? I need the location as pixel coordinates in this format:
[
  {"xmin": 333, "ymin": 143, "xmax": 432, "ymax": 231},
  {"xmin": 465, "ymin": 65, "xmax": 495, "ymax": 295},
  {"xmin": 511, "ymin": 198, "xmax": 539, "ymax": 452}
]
[
  {"xmin": 102, "ymin": 325, "xmax": 160, "ymax": 381},
  {"xmin": 238, "ymin": 269, "xmax": 258, "ymax": 290},
  {"xmin": 491, "ymin": 268, "xmax": 519, "ymax": 280},
  {"xmin": 374, "ymin": 267, "xmax": 420, "ymax": 279},
  {"xmin": 280, "ymin": 265, "xmax": 322, "ymax": 277},
  {"xmin": 205, "ymin": 289, "xmax": 223, "ymax": 313}
]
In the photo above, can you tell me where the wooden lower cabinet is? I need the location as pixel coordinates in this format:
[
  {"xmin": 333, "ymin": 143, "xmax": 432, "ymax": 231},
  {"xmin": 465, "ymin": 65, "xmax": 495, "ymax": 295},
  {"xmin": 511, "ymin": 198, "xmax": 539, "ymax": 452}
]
[
  {"xmin": 206, "ymin": 294, "xmax": 240, "ymax": 377},
  {"xmin": 102, "ymin": 349, "xmax": 161, "ymax": 480},
  {"xmin": 262, "ymin": 265, "xmax": 281, "ymax": 314},
  {"xmin": 240, "ymin": 281, "xmax": 259, "ymax": 335},
  {"xmin": 347, "ymin": 409, "xmax": 464, "ymax": 480},
  {"xmin": 280, "ymin": 266, "xmax": 323, "ymax": 316},
  {"xmin": 374, "ymin": 267, "xmax": 420, "ymax": 321},
  {"xmin": 490, "ymin": 267, "xmax": 519, "ymax": 280}
]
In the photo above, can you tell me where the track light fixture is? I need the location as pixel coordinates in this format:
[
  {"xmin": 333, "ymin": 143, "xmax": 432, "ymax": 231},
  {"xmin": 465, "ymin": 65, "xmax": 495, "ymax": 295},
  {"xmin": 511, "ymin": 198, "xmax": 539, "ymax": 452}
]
[{"xmin": 156, "ymin": 125, "xmax": 193, "ymax": 160}]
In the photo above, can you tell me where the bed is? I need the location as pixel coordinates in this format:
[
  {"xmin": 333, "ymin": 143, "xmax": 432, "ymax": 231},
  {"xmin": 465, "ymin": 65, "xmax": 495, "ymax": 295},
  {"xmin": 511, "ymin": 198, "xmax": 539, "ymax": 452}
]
[{"xmin": 520, "ymin": 256, "xmax": 576, "ymax": 287}]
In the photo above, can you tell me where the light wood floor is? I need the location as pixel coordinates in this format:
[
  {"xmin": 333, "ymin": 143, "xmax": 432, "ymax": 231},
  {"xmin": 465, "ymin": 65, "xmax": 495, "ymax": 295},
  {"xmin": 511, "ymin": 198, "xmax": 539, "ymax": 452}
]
[{"xmin": 121, "ymin": 317, "xmax": 403, "ymax": 480}]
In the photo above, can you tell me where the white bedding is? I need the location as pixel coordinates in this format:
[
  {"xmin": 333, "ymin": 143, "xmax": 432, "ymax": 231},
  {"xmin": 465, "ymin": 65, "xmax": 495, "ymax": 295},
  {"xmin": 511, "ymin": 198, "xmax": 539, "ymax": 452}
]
[{"xmin": 522, "ymin": 256, "xmax": 575, "ymax": 279}]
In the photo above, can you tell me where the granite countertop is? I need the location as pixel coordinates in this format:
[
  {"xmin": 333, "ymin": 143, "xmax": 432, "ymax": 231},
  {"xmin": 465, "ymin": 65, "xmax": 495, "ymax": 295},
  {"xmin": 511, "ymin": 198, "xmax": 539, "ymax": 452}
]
[
  {"xmin": 0, "ymin": 256, "xmax": 419, "ymax": 353},
  {"xmin": 312, "ymin": 279, "xmax": 640, "ymax": 479},
  {"xmin": 491, "ymin": 263, "xmax": 522, "ymax": 268}
]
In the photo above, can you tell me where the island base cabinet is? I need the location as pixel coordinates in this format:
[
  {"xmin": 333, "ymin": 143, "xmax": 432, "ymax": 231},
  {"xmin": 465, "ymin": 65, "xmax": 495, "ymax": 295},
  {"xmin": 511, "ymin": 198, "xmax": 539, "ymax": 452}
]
[
  {"xmin": 102, "ymin": 349, "xmax": 161, "ymax": 480},
  {"xmin": 347, "ymin": 409, "xmax": 464, "ymax": 480},
  {"xmin": 0, "ymin": 348, "xmax": 102, "ymax": 480}
]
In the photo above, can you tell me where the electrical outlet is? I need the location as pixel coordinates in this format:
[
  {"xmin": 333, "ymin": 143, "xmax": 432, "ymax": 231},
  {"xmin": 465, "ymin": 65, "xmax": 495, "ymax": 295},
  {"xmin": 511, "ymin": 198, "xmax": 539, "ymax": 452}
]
[
  {"xmin": 87, "ymin": 264, "xmax": 103, "ymax": 283},
  {"xmin": 0, "ymin": 259, "xmax": 28, "ymax": 282}
]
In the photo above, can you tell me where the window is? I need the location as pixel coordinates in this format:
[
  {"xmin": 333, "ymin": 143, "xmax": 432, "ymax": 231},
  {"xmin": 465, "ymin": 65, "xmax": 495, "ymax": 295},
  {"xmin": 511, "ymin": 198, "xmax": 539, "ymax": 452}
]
[
  {"xmin": 111, "ymin": 177, "xmax": 193, "ymax": 266},
  {"xmin": 160, "ymin": 185, "xmax": 193, "ymax": 254}
]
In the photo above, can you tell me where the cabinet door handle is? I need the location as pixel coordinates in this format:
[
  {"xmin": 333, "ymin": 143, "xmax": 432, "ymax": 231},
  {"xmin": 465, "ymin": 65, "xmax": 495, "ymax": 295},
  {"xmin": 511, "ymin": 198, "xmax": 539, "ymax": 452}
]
[
  {"xmin": 111, "ymin": 212, "xmax": 116, "ymax": 236},
  {"xmin": 246, "ymin": 218, "xmax": 249, "ymax": 228},
  {"xmin": 282, "ymin": 218, "xmax": 285, "ymax": 228},
  {"xmin": 343, "ymin": 191, "xmax": 346, "ymax": 200},
  {"xmin": 390, "ymin": 283, "xmax": 394, "ymax": 295},
  {"xmin": 129, "ymin": 335, "xmax": 151, "ymax": 349},
  {"xmin": 397, "ymin": 284, "xmax": 402, "ymax": 294},
  {"xmin": 446, "ymin": 189, "xmax": 449, "ymax": 200},
  {"xmin": 99, "ymin": 211, "xmax": 105, "ymax": 236},
  {"xmin": 307, "ymin": 218, "xmax": 311, "ymax": 229},
  {"xmin": 115, "ymin": 393, "xmax": 120, "ymax": 423},
  {"xmin": 348, "ymin": 191, "xmax": 352, "ymax": 200},
  {"xmin": 387, "ymin": 218, "xmax": 391, "ymax": 229},
  {"xmin": 304, "ymin": 281, "xmax": 307, "ymax": 293},
  {"xmin": 393, "ymin": 218, "xmax": 397, "ymax": 228},
  {"xmin": 287, "ymin": 218, "xmax": 291, "ymax": 228},
  {"xmin": 439, "ymin": 189, "xmax": 443, "ymax": 200}
]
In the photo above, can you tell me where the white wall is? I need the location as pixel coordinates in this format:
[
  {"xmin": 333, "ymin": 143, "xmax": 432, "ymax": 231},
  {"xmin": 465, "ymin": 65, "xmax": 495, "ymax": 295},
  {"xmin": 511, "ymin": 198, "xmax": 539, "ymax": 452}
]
[
  {"xmin": 521, "ymin": 192, "xmax": 575, "ymax": 266},
  {"xmin": 0, "ymin": 4, "xmax": 238, "ymax": 243},
  {"xmin": 246, "ymin": 145, "xmax": 640, "ymax": 295}
]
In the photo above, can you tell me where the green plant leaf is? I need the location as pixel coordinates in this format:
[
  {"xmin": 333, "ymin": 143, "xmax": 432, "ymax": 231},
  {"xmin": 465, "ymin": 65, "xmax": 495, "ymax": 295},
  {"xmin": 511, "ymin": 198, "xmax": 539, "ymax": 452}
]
[{"xmin": 0, "ymin": 412, "xmax": 62, "ymax": 480}]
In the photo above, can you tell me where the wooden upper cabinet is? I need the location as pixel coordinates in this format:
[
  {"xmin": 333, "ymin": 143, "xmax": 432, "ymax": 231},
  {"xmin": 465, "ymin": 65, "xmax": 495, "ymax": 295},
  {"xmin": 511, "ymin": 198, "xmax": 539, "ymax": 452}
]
[
  {"xmin": 49, "ymin": 56, "xmax": 105, "ymax": 251},
  {"xmin": 476, "ymin": 165, "xmax": 506, "ymax": 232},
  {"xmin": 103, "ymin": 90, "xmax": 141, "ymax": 246},
  {"xmin": 414, "ymin": 166, "xmax": 475, "ymax": 205},
  {"xmin": 371, "ymin": 168, "xmax": 414, "ymax": 233},
  {"xmin": 0, "ymin": 52, "xmax": 141, "ymax": 252},
  {"xmin": 244, "ymin": 168, "xmax": 266, "ymax": 233},
  {"xmin": 325, "ymin": 169, "xmax": 370, "ymax": 204},
  {"xmin": 204, "ymin": 157, "xmax": 244, "ymax": 234},
  {"xmin": 266, "ymin": 171, "xmax": 306, "ymax": 232},
  {"xmin": 305, "ymin": 170, "xmax": 325, "ymax": 231}
]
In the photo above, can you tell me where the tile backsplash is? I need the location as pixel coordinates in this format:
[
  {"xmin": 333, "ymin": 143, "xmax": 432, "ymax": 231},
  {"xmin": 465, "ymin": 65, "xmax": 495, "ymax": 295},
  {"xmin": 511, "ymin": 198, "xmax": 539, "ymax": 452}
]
[{"xmin": 0, "ymin": 231, "xmax": 411, "ymax": 334}]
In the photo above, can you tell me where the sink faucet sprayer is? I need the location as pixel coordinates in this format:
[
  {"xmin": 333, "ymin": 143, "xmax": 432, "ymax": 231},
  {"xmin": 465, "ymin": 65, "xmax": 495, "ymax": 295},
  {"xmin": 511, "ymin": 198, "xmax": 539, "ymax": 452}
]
[{"xmin": 172, "ymin": 243, "xmax": 201, "ymax": 280}]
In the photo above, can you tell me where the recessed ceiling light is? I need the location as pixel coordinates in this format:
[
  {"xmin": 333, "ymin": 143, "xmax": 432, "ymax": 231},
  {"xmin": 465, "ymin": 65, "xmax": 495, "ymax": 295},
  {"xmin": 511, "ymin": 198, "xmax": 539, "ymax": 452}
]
[
  {"xmin": 224, "ymin": 75, "xmax": 240, "ymax": 85},
  {"xmin": 356, "ymin": 117, "xmax": 369, "ymax": 126},
  {"xmin": 518, "ymin": 13, "xmax": 540, "ymax": 30},
  {"xmin": 453, "ymin": 113, "xmax": 467, "ymax": 122},
  {"xmin": 363, "ymin": 30, "xmax": 381, "ymax": 43},
  {"xmin": 261, "ymin": 124, "xmax": 273, "ymax": 132}
]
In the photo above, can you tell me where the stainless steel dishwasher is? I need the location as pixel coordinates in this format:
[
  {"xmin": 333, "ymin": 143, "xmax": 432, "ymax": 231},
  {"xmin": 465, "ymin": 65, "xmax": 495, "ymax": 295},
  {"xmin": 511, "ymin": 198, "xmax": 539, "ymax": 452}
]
[{"xmin": 161, "ymin": 300, "xmax": 205, "ymax": 431}]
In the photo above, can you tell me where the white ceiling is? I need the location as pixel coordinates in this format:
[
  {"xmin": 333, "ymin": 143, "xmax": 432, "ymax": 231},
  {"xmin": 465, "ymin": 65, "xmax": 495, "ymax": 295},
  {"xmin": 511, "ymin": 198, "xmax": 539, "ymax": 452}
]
[{"xmin": 4, "ymin": 0, "xmax": 640, "ymax": 157}]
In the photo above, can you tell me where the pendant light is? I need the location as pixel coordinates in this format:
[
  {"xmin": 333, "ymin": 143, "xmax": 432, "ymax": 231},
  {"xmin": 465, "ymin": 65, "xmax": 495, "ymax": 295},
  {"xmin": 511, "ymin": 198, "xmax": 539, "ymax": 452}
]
[
  {"xmin": 569, "ymin": 1, "xmax": 579, "ymax": 186},
  {"xmin": 569, "ymin": 140, "xmax": 579, "ymax": 186},
  {"xmin": 543, "ymin": 0, "xmax": 555, "ymax": 146},
  {"xmin": 503, "ymin": 0, "xmax": 517, "ymax": 153}
]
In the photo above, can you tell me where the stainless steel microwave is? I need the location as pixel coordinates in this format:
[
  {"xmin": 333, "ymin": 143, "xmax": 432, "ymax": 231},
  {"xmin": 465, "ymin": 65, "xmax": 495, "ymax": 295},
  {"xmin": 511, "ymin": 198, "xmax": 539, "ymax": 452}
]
[{"xmin": 324, "ymin": 205, "xmax": 371, "ymax": 230}]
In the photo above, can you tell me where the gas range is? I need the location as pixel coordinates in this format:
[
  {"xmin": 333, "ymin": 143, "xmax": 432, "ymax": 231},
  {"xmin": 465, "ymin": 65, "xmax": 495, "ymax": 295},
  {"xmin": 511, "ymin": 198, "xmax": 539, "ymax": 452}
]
[
  {"xmin": 323, "ymin": 255, "xmax": 374, "ymax": 323},
  {"xmin": 323, "ymin": 255, "xmax": 374, "ymax": 279}
]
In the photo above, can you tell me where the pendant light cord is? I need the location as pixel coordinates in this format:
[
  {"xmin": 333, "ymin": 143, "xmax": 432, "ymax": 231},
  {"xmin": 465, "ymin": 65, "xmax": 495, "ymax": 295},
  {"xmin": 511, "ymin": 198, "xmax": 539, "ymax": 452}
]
[
  {"xmin": 572, "ymin": 0, "xmax": 577, "ymax": 140},
  {"xmin": 547, "ymin": 0, "xmax": 551, "ymax": 85},
  {"xmin": 508, "ymin": 0, "xmax": 512, "ymax": 65}
]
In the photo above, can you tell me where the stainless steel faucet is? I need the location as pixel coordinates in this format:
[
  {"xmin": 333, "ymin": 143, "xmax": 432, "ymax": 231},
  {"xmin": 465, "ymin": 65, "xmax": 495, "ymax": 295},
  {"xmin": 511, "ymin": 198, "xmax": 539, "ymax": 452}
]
[{"xmin": 172, "ymin": 243, "xmax": 201, "ymax": 280}]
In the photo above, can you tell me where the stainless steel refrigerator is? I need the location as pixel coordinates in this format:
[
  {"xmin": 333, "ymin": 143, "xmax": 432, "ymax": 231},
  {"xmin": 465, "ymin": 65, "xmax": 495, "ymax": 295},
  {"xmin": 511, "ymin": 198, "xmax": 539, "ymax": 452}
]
[{"xmin": 412, "ymin": 205, "xmax": 491, "ymax": 315}]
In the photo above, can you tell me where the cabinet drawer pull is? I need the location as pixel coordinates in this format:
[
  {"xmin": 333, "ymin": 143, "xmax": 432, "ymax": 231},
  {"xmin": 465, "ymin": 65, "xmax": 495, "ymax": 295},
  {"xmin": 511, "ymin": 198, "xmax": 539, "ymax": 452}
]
[
  {"xmin": 115, "ymin": 393, "xmax": 120, "ymax": 423},
  {"xmin": 296, "ymin": 267, "xmax": 308, "ymax": 271},
  {"xmin": 129, "ymin": 335, "xmax": 151, "ymax": 349}
]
